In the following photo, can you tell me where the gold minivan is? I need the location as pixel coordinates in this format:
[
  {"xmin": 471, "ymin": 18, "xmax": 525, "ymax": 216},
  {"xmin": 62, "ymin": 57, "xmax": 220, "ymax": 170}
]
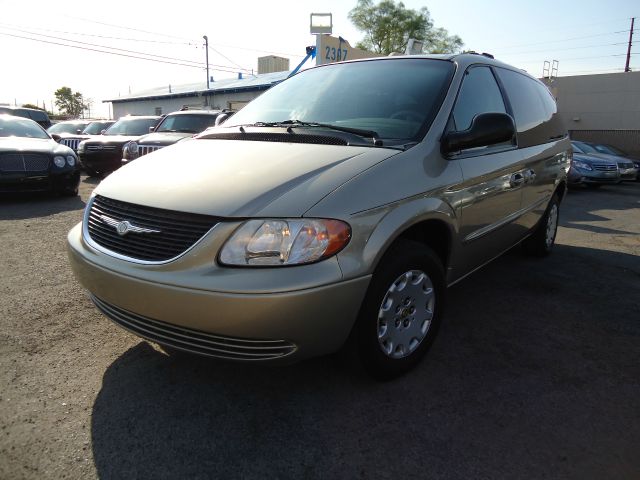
[{"xmin": 68, "ymin": 54, "xmax": 570, "ymax": 378}]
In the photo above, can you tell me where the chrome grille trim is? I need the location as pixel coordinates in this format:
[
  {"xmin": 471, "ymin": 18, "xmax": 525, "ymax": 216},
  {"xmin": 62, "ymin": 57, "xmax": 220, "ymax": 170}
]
[
  {"xmin": 592, "ymin": 163, "xmax": 617, "ymax": 172},
  {"xmin": 0, "ymin": 153, "xmax": 50, "ymax": 173},
  {"xmin": 61, "ymin": 138, "xmax": 81, "ymax": 150},
  {"xmin": 87, "ymin": 144, "xmax": 117, "ymax": 151},
  {"xmin": 83, "ymin": 195, "xmax": 221, "ymax": 264},
  {"xmin": 91, "ymin": 295, "xmax": 297, "ymax": 361},
  {"xmin": 139, "ymin": 145, "xmax": 163, "ymax": 156}
]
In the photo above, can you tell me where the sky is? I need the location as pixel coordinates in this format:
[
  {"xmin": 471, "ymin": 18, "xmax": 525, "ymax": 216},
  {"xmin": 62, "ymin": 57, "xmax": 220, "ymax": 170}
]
[{"xmin": 1, "ymin": 0, "xmax": 638, "ymax": 118}]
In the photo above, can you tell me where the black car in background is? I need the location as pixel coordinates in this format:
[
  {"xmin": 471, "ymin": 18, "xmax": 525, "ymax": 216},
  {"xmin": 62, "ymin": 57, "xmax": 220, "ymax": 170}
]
[
  {"xmin": 0, "ymin": 106, "xmax": 52, "ymax": 129},
  {"xmin": 48, "ymin": 120, "xmax": 91, "ymax": 135},
  {"xmin": 0, "ymin": 115, "xmax": 80, "ymax": 195},
  {"xmin": 77, "ymin": 116, "xmax": 160, "ymax": 176},
  {"xmin": 57, "ymin": 120, "xmax": 116, "ymax": 152},
  {"xmin": 122, "ymin": 109, "xmax": 224, "ymax": 163}
]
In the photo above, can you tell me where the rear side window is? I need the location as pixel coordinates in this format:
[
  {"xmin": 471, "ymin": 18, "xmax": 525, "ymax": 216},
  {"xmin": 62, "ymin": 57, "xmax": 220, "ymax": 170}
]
[
  {"xmin": 495, "ymin": 68, "xmax": 565, "ymax": 147},
  {"xmin": 452, "ymin": 66, "xmax": 506, "ymax": 131}
]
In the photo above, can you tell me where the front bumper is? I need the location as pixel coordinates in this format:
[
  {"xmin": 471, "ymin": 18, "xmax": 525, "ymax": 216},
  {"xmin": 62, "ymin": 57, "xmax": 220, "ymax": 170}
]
[
  {"xmin": 569, "ymin": 167, "xmax": 620, "ymax": 185},
  {"xmin": 619, "ymin": 167, "xmax": 638, "ymax": 181},
  {"xmin": 78, "ymin": 151, "xmax": 122, "ymax": 173},
  {"xmin": 0, "ymin": 169, "xmax": 79, "ymax": 193},
  {"xmin": 67, "ymin": 222, "xmax": 371, "ymax": 363}
]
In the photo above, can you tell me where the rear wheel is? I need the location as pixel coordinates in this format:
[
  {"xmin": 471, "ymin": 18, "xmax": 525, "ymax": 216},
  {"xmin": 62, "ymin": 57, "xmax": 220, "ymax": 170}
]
[
  {"xmin": 522, "ymin": 194, "xmax": 559, "ymax": 256},
  {"xmin": 355, "ymin": 240, "xmax": 445, "ymax": 379}
]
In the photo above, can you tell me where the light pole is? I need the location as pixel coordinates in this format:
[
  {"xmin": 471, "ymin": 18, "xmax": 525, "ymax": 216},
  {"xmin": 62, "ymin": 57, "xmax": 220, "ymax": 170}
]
[{"xmin": 203, "ymin": 35, "xmax": 210, "ymax": 89}]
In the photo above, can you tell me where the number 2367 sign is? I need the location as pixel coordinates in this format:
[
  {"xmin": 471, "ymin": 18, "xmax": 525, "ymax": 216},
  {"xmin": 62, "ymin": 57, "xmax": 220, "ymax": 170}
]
[{"xmin": 317, "ymin": 35, "xmax": 377, "ymax": 66}]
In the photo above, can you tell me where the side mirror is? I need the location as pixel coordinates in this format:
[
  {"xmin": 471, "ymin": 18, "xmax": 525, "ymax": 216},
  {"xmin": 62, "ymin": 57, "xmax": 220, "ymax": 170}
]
[
  {"xmin": 76, "ymin": 128, "xmax": 83, "ymax": 134},
  {"xmin": 215, "ymin": 113, "xmax": 231, "ymax": 126},
  {"xmin": 149, "ymin": 126, "xmax": 155, "ymax": 133},
  {"xmin": 441, "ymin": 112, "xmax": 515, "ymax": 155},
  {"xmin": 100, "ymin": 129, "xmax": 106, "ymax": 135},
  {"xmin": 51, "ymin": 133, "xmax": 61, "ymax": 143}
]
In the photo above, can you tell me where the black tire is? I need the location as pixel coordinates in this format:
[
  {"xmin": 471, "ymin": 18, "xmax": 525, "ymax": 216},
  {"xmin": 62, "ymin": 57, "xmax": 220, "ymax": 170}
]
[
  {"xmin": 60, "ymin": 186, "xmax": 78, "ymax": 197},
  {"xmin": 522, "ymin": 194, "xmax": 560, "ymax": 257},
  {"xmin": 355, "ymin": 239, "xmax": 445, "ymax": 380}
]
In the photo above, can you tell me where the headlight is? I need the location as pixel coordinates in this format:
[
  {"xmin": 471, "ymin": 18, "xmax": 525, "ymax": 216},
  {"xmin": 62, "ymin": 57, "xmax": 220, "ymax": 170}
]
[
  {"xmin": 77, "ymin": 141, "xmax": 86, "ymax": 152},
  {"xmin": 66, "ymin": 155, "xmax": 76, "ymax": 167},
  {"xmin": 53, "ymin": 156, "xmax": 66, "ymax": 168},
  {"xmin": 219, "ymin": 219, "xmax": 351, "ymax": 266},
  {"xmin": 572, "ymin": 160, "xmax": 592, "ymax": 171},
  {"xmin": 127, "ymin": 142, "xmax": 139, "ymax": 154}
]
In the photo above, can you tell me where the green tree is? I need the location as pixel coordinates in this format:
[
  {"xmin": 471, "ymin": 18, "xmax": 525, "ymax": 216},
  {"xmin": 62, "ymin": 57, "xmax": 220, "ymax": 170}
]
[
  {"xmin": 348, "ymin": 0, "xmax": 463, "ymax": 55},
  {"xmin": 54, "ymin": 87, "xmax": 87, "ymax": 118},
  {"xmin": 21, "ymin": 103, "xmax": 47, "ymax": 111}
]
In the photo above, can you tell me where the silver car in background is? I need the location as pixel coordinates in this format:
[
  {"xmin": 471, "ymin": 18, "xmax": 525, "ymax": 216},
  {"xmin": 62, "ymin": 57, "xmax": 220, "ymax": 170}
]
[{"xmin": 68, "ymin": 54, "xmax": 570, "ymax": 378}]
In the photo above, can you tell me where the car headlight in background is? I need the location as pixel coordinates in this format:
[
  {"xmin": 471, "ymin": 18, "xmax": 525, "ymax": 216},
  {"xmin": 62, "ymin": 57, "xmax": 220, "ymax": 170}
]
[
  {"xmin": 572, "ymin": 160, "xmax": 592, "ymax": 171},
  {"xmin": 77, "ymin": 141, "xmax": 86, "ymax": 152},
  {"xmin": 219, "ymin": 219, "xmax": 351, "ymax": 266},
  {"xmin": 66, "ymin": 155, "xmax": 76, "ymax": 167},
  {"xmin": 123, "ymin": 141, "xmax": 139, "ymax": 160},
  {"xmin": 53, "ymin": 156, "xmax": 66, "ymax": 168}
]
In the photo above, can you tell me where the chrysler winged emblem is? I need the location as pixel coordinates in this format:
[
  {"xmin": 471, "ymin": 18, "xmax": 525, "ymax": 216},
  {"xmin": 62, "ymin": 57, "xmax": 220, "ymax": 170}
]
[{"xmin": 99, "ymin": 215, "xmax": 161, "ymax": 236}]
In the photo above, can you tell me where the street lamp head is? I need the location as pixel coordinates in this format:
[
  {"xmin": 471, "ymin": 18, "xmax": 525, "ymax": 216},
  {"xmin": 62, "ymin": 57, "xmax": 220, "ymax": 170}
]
[{"xmin": 310, "ymin": 13, "xmax": 332, "ymax": 35}]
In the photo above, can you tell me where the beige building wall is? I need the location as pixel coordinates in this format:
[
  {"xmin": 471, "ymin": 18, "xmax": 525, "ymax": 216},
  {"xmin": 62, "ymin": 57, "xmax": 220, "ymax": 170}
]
[{"xmin": 548, "ymin": 71, "xmax": 640, "ymax": 130}]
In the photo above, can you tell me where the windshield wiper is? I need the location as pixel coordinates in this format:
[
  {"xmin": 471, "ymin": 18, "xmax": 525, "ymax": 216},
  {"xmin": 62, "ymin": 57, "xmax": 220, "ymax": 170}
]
[{"xmin": 236, "ymin": 120, "xmax": 383, "ymax": 146}]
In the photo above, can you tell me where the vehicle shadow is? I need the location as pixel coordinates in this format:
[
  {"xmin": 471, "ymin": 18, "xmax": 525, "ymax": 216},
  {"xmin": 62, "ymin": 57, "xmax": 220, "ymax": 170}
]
[
  {"xmin": 0, "ymin": 193, "xmax": 85, "ymax": 220},
  {"xmin": 90, "ymin": 244, "xmax": 640, "ymax": 479}
]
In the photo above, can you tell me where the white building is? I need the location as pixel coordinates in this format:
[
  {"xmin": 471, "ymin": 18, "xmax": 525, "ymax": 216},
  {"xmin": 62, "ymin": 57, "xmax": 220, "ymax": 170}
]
[{"xmin": 104, "ymin": 70, "xmax": 290, "ymax": 119}]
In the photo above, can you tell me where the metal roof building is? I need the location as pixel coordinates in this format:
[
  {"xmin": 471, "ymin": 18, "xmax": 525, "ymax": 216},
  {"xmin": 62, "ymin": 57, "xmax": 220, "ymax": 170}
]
[{"xmin": 104, "ymin": 71, "xmax": 290, "ymax": 119}]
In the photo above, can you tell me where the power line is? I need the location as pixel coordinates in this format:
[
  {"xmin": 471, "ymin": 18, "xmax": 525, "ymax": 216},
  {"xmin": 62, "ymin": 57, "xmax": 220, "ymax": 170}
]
[
  {"xmin": 495, "ymin": 41, "xmax": 632, "ymax": 56},
  {"xmin": 0, "ymin": 31, "xmax": 248, "ymax": 74},
  {"xmin": 0, "ymin": 21, "xmax": 195, "ymax": 45},
  {"xmin": 63, "ymin": 14, "xmax": 196, "ymax": 42},
  {"xmin": 0, "ymin": 26, "xmax": 252, "ymax": 73},
  {"xmin": 497, "ymin": 30, "xmax": 630, "ymax": 50}
]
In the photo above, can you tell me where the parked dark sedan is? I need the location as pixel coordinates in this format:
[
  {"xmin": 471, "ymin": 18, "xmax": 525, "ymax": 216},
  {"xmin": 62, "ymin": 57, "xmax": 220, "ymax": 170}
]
[
  {"xmin": 77, "ymin": 116, "xmax": 160, "ymax": 176},
  {"xmin": 122, "ymin": 110, "xmax": 222, "ymax": 164},
  {"xmin": 0, "ymin": 115, "xmax": 80, "ymax": 195},
  {"xmin": 572, "ymin": 140, "xmax": 638, "ymax": 181},
  {"xmin": 593, "ymin": 143, "xmax": 640, "ymax": 180}
]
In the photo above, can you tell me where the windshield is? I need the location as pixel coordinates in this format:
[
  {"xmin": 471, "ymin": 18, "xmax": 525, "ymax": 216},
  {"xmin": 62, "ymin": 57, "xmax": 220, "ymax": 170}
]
[
  {"xmin": 104, "ymin": 118, "xmax": 158, "ymax": 136},
  {"xmin": 83, "ymin": 121, "xmax": 113, "ymax": 135},
  {"xmin": 573, "ymin": 141, "xmax": 599, "ymax": 154},
  {"xmin": 595, "ymin": 144, "xmax": 625, "ymax": 156},
  {"xmin": 48, "ymin": 122, "xmax": 88, "ymax": 134},
  {"xmin": 156, "ymin": 114, "xmax": 218, "ymax": 133},
  {"xmin": 225, "ymin": 59, "xmax": 455, "ymax": 144},
  {"xmin": 0, "ymin": 116, "xmax": 49, "ymax": 139}
]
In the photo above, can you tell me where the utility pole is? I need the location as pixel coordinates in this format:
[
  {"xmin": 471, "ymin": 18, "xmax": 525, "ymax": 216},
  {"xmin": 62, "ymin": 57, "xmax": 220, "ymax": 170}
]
[
  {"xmin": 203, "ymin": 35, "xmax": 210, "ymax": 89},
  {"xmin": 625, "ymin": 17, "xmax": 635, "ymax": 72}
]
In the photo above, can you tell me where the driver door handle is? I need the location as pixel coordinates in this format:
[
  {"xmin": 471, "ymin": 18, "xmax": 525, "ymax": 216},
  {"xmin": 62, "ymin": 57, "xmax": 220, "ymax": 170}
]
[{"xmin": 509, "ymin": 172, "xmax": 524, "ymax": 188}]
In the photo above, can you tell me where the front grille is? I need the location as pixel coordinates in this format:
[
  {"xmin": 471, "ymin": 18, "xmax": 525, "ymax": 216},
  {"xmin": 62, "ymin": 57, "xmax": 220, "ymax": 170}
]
[
  {"xmin": 592, "ymin": 163, "xmax": 617, "ymax": 172},
  {"xmin": 61, "ymin": 138, "xmax": 81, "ymax": 150},
  {"xmin": 91, "ymin": 295, "xmax": 297, "ymax": 360},
  {"xmin": 87, "ymin": 144, "xmax": 117, "ymax": 151},
  {"xmin": 617, "ymin": 162, "xmax": 634, "ymax": 169},
  {"xmin": 86, "ymin": 195, "xmax": 220, "ymax": 262},
  {"xmin": 0, "ymin": 153, "xmax": 49, "ymax": 173},
  {"xmin": 139, "ymin": 145, "xmax": 163, "ymax": 157}
]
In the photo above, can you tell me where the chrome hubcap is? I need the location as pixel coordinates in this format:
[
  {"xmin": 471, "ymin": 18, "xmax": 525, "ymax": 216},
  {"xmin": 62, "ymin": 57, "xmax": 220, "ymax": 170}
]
[
  {"xmin": 377, "ymin": 270, "xmax": 435, "ymax": 359},
  {"xmin": 545, "ymin": 204, "xmax": 558, "ymax": 248}
]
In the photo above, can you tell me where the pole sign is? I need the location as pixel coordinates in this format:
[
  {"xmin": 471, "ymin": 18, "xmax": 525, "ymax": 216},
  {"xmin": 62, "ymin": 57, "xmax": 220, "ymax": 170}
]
[{"xmin": 316, "ymin": 35, "xmax": 378, "ymax": 66}]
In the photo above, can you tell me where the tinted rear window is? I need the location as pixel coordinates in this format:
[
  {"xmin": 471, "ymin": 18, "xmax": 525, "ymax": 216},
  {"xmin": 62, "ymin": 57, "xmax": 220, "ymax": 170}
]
[{"xmin": 495, "ymin": 68, "xmax": 565, "ymax": 147}]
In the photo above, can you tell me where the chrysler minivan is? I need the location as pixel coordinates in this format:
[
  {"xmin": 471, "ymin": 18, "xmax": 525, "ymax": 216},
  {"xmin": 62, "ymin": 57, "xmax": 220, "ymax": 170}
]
[{"xmin": 67, "ymin": 54, "xmax": 570, "ymax": 378}]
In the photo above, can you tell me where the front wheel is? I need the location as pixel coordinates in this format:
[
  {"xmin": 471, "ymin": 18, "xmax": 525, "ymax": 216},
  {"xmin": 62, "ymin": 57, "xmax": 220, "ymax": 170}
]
[
  {"xmin": 355, "ymin": 240, "xmax": 445, "ymax": 379},
  {"xmin": 522, "ymin": 194, "xmax": 560, "ymax": 256}
]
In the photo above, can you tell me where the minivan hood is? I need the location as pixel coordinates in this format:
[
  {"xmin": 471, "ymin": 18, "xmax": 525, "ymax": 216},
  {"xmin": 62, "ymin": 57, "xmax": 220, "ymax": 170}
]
[{"xmin": 95, "ymin": 139, "xmax": 399, "ymax": 217}]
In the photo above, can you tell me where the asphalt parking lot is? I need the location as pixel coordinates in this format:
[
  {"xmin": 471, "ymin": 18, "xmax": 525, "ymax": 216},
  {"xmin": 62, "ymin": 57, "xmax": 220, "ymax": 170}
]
[{"xmin": 1, "ymin": 177, "xmax": 639, "ymax": 479}]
